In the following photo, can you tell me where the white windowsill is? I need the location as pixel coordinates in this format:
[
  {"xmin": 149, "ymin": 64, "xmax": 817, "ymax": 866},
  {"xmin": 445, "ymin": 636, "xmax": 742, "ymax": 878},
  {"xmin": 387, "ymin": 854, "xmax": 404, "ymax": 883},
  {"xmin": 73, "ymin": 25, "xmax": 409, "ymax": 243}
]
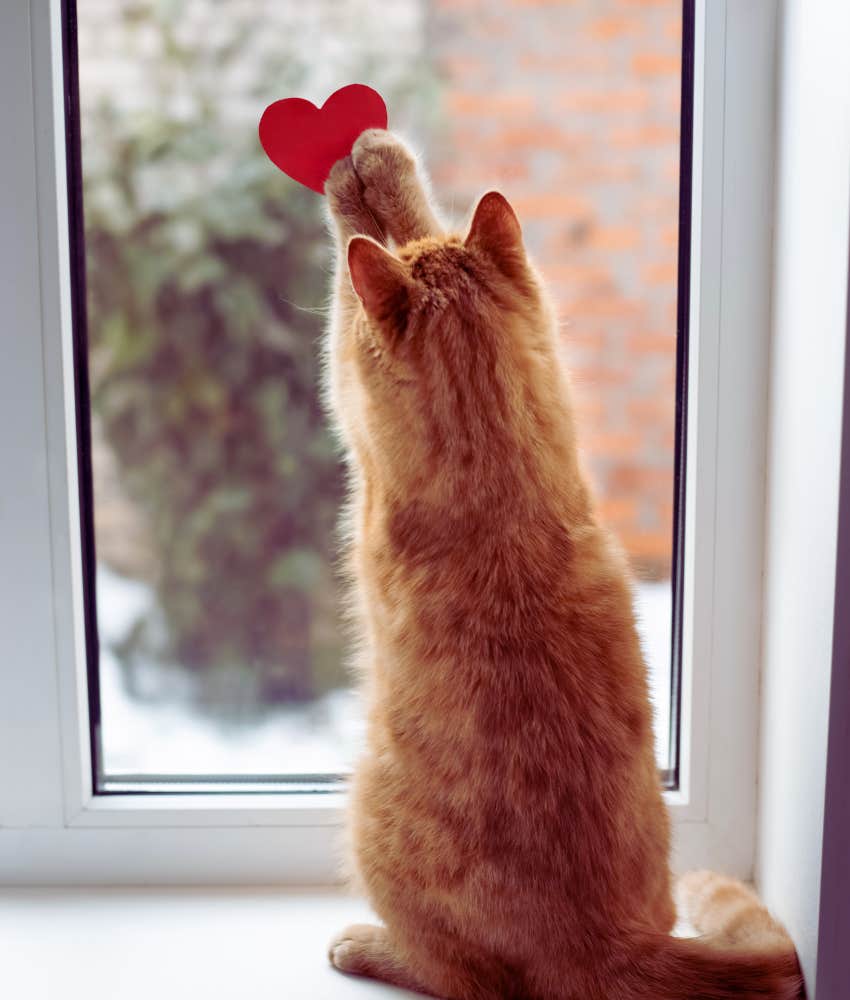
[
  {"xmin": 0, "ymin": 888, "xmax": 418, "ymax": 1000},
  {"xmin": 2, "ymin": 887, "xmax": 698, "ymax": 1000}
]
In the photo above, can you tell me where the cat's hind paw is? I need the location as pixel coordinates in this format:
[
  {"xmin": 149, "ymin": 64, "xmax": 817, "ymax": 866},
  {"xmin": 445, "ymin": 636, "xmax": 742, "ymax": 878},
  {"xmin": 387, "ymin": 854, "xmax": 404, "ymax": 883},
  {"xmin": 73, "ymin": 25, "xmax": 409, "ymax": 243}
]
[
  {"xmin": 328, "ymin": 923, "xmax": 388, "ymax": 977},
  {"xmin": 328, "ymin": 923, "xmax": 425, "ymax": 992}
]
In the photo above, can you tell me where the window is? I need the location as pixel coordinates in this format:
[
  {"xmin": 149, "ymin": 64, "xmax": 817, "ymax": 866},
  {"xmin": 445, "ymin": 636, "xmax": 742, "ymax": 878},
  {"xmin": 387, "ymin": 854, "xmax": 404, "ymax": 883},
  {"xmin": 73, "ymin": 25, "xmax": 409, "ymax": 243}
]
[
  {"xmin": 76, "ymin": 0, "xmax": 685, "ymax": 792},
  {"xmin": 0, "ymin": 0, "xmax": 777, "ymax": 883}
]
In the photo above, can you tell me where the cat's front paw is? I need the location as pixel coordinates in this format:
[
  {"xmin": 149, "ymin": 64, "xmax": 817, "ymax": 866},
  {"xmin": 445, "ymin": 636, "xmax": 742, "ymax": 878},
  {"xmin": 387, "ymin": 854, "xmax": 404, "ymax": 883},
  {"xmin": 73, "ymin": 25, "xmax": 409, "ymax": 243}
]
[
  {"xmin": 325, "ymin": 156, "xmax": 382, "ymax": 241},
  {"xmin": 352, "ymin": 130, "xmax": 442, "ymax": 245},
  {"xmin": 352, "ymin": 130, "xmax": 420, "ymax": 219},
  {"xmin": 325, "ymin": 156, "xmax": 364, "ymax": 226}
]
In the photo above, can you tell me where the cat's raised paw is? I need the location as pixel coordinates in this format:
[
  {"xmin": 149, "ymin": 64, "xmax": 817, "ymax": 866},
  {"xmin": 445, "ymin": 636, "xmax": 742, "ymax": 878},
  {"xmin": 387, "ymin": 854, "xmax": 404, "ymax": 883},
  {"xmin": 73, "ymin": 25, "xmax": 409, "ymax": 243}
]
[
  {"xmin": 325, "ymin": 156, "xmax": 363, "ymax": 219},
  {"xmin": 325, "ymin": 156, "xmax": 383, "ymax": 241},
  {"xmin": 352, "ymin": 129, "xmax": 418, "ymax": 189},
  {"xmin": 352, "ymin": 130, "xmax": 441, "ymax": 244}
]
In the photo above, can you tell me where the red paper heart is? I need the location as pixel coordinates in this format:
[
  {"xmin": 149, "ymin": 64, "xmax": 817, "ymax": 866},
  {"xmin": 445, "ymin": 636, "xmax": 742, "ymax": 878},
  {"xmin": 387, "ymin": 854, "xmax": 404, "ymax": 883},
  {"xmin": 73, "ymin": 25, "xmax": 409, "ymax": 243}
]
[{"xmin": 259, "ymin": 84, "xmax": 388, "ymax": 194}]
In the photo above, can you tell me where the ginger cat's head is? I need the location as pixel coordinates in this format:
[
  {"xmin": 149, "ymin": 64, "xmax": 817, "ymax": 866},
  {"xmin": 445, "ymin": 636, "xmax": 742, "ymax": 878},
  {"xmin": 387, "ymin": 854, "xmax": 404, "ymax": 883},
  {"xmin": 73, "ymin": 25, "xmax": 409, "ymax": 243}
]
[{"xmin": 343, "ymin": 192, "xmax": 581, "ymax": 509}]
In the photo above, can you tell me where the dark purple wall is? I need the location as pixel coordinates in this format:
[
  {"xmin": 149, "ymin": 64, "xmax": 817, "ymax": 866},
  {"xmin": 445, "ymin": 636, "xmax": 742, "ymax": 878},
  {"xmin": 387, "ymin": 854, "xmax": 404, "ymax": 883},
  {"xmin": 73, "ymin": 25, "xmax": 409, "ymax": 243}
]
[{"xmin": 815, "ymin": 219, "xmax": 850, "ymax": 999}]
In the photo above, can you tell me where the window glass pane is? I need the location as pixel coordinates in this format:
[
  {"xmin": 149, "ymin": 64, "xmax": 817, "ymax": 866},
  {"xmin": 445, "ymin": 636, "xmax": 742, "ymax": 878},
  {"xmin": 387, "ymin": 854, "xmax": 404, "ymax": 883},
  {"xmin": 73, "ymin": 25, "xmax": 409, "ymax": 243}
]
[{"xmin": 75, "ymin": 0, "xmax": 684, "ymax": 784}]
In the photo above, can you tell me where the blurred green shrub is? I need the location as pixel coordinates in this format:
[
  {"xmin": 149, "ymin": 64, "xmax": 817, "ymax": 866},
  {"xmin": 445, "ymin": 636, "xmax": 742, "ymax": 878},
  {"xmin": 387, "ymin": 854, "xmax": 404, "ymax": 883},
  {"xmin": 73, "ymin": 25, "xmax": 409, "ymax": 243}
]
[{"xmin": 82, "ymin": 1, "xmax": 435, "ymax": 713}]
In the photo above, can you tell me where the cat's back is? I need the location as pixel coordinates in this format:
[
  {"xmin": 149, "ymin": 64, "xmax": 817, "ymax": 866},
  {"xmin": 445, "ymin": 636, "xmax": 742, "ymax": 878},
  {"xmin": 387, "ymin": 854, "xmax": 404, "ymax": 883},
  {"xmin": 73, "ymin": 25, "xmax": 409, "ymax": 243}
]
[{"xmin": 348, "ymin": 506, "xmax": 672, "ymax": 943}]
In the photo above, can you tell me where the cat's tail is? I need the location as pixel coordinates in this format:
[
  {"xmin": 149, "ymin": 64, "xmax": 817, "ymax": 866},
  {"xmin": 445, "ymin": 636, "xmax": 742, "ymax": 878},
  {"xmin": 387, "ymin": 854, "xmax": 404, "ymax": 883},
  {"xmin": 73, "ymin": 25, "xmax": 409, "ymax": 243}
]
[
  {"xmin": 617, "ymin": 872, "xmax": 804, "ymax": 1000},
  {"xmin": 677, "ymin": 870, "xmax": 798, "ymax": 955}
]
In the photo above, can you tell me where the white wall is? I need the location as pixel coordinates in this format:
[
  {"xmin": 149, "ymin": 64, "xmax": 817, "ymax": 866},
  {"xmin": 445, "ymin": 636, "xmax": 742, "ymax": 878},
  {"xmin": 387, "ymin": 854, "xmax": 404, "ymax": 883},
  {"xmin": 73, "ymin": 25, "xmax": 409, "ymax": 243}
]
[{"xmin": 757, "ymin": 1, "xmax": 850, "ymax": 993}]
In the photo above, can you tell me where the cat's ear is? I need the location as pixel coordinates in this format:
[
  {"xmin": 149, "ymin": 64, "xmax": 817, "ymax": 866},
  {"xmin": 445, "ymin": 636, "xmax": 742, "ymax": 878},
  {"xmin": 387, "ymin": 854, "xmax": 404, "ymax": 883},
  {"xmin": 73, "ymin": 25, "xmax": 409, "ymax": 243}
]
[
  {"xmin": 465, "ymin": 191, "xmax": 525, "ymax": 275},
  {"xmin": 348, "ymin": 236, "xmax": 410, "ymax": 336}
]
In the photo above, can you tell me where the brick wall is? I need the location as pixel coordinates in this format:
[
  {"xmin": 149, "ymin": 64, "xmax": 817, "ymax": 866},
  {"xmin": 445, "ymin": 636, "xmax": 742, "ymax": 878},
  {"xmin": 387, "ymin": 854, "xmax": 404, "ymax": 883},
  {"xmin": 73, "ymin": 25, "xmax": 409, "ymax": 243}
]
[
  {"xmin": 79, "ymin": 0, "xmax": 682, "ymax": 582},
  {"xmin": 427, "ymin": 0, "xmax": 682, "ymax": 580}
]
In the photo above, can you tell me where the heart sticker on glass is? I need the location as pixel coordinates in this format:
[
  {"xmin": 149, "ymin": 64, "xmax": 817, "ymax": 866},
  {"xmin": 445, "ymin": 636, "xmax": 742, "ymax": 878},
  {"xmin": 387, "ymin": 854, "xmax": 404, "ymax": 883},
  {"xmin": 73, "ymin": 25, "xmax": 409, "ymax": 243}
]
[{"xmin": 259, "ymin": 84, "xmax": 388, "ymax": 194}]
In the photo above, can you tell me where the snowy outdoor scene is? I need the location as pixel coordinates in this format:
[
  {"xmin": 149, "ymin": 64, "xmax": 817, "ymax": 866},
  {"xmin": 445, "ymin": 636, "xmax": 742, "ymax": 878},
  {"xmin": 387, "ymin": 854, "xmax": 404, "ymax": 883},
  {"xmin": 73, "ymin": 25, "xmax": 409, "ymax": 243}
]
[{"xmin": 98, "ymin": 567, "xmax": 673, "ymax": 778}]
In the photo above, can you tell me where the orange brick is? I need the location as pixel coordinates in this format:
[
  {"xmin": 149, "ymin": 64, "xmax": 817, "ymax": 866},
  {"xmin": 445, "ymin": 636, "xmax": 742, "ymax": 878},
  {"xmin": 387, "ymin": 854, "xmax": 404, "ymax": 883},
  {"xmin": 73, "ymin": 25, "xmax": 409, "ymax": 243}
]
[
  {"xmin": 489, "ymin": 125, "xmax": 584, "ymax": 152},
  {"xmin": 669, "ymin": 101, "xmax": 684, "ymax": 125},
  {"xmin": 611, "ymin": 124, "xmax": 680, "ymax": 148},
  {"xmin": 610, "ymin": 465, "xmax": 673, "ymax": 494},
  {"xmin": 471, "ymin": 15, "xmax": 512, "ymax": 37},
  {"xmin": 597, "ymin": 498, "xmax": 639, "ymax": 528},
  {"xmin": 632, "ymin": 52, "xmax": 681, "ymax": 77},
  {"xmin": 626, "ymin": 331, "xmax": 676, "ymax": 353},
  {"xmin": 573, "ymin": 365, "xmax": 630, "ymax": 386},
  {"xmin": 665, "ymin": 14, "xmax": 684, "ymax": 40},
  {"xmin": 660, "ymin": 223, "xmax": 679, "ymax": 249},
  {"xmin": 519, "ymin": 53, "xmax": 612, "ymax": 74},
  {"xmin": 657, "ymin": 500, "xmax": 675, "ymax": 528},
  {"xmin": 599, "ymin": 497, "xmax": 639, "ymax": 518},
  {"xmin": 557, "ymin": 88, "xmax": 650, "ymax": 114},
  {"xmin": 568, "ymin": 294, "xmax": 645, "ymax": 320},
  {"xmin": 431, "ymin": 162, "xmax": 530, "ymax": 187},
  {"xmin": 586, "ymin": 13, "xmax": 644, "ymax": 39},
  {"xmin": 618, "ymin": 0, "xmax": 679, "ymax": 7},
  {"xmin": 572, "ymin": 395, "xmax": 606, "ymax": 422},
  {"xmin": 562, "ymin": 328, "xmax": 610, "ymax": 353},
  {"xmin": 636, "ymin": 195, "xmax": 679, "ymax": 216},
  {"xmin": 439, "ymin": 56, "xmax": 485, "ymax": 78},
  {"xmin": 511, "ymin": 192, "xmax": 593, "ymax": 218},
  {"xmin": 657, "ymin": 368, "xmax": 679, "ymax": 394},
  {"xmin": 623, "ymin": 533, "xmax": 673, "ymax": 562},
  {"xmin": 642, "ymin": 260, "xmax": 677, "ymax": 286},
  {"xmin": 663, "ymin": 158, "xmax": 682, "ymax": 183},
  {"xmin": 542, "ymin": 263, "xmax": 614, "ymax": 288},
  {"xmin": 556, "ymin": 162, "xmax": 642, "ymax": 185},
  {"xmin": 448, "ymin": 92, "xmax": 535, "ymax": 116},
  {"xmin": 583, "ymin": 430, "xmax": 644, "ymax": 458},
  {"xmin": 585, "ymin": 225, "xmax": 641, "ymax": 251},
  {"xmin": 629, "ymin": 397, "xmax": 674, "ymax": 422}
]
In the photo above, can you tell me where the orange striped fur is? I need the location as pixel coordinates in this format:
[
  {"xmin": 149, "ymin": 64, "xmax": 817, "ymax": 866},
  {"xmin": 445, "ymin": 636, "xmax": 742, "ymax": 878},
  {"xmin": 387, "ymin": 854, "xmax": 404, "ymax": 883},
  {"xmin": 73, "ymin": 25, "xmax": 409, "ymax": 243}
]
[{"xmin": 321, "ymin": 130, "xmax": 803, "ymax": 1000}]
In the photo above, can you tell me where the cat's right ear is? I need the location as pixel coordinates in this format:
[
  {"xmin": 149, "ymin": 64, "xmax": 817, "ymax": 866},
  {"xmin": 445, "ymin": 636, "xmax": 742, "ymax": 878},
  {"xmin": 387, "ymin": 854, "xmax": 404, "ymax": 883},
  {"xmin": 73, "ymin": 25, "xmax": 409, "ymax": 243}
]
[
  {"xmin": 465, "ymin": 191, "xmax": 525, "ymax": 277},
  {"xmin": 348, "ymin": 236, "xmax": 410, "ymax": 338}
]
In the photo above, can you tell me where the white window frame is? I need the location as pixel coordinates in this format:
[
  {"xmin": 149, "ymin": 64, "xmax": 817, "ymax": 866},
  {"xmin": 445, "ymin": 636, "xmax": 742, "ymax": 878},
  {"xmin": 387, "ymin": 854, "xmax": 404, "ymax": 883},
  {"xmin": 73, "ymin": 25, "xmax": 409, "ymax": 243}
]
[{"xmin": 0, "ymin": 0, "xmax": 777, "ymax": 884}]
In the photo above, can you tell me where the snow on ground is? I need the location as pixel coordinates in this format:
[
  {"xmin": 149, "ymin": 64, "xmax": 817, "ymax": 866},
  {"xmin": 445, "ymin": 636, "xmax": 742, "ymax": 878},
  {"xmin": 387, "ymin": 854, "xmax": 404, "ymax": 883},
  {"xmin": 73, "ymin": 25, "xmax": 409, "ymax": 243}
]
[{"xmin": 97, "ymin": 566, "xmax": 672, "ymax": 778}]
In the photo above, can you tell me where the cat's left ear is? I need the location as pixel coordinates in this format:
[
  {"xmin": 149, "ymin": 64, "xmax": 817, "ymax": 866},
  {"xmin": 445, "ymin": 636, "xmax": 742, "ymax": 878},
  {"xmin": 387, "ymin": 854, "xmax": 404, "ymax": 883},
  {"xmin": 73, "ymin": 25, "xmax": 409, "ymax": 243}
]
[
  {"xmin": 348, "ymin": 236, "xmax": 410, "ymax": 338},
  {"xmin": 465, "ymin": 191, "xmax": 525, "ymax": 276}
]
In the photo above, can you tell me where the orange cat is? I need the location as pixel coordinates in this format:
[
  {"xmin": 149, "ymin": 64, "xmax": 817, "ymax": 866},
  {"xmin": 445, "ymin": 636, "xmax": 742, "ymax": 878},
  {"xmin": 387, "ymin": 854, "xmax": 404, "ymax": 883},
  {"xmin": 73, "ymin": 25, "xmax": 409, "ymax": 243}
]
[{"xmin": 322, "ymin": 130, "xmax": 802, "ymax": 1000}]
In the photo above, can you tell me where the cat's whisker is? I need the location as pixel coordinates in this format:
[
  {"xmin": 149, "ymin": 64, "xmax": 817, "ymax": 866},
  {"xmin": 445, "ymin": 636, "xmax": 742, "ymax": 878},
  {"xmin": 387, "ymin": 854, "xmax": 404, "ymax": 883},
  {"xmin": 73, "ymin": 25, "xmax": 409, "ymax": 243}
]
[{"xmin": 275, "ymin": 294, "xmax": 332, "ymax": 317}]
